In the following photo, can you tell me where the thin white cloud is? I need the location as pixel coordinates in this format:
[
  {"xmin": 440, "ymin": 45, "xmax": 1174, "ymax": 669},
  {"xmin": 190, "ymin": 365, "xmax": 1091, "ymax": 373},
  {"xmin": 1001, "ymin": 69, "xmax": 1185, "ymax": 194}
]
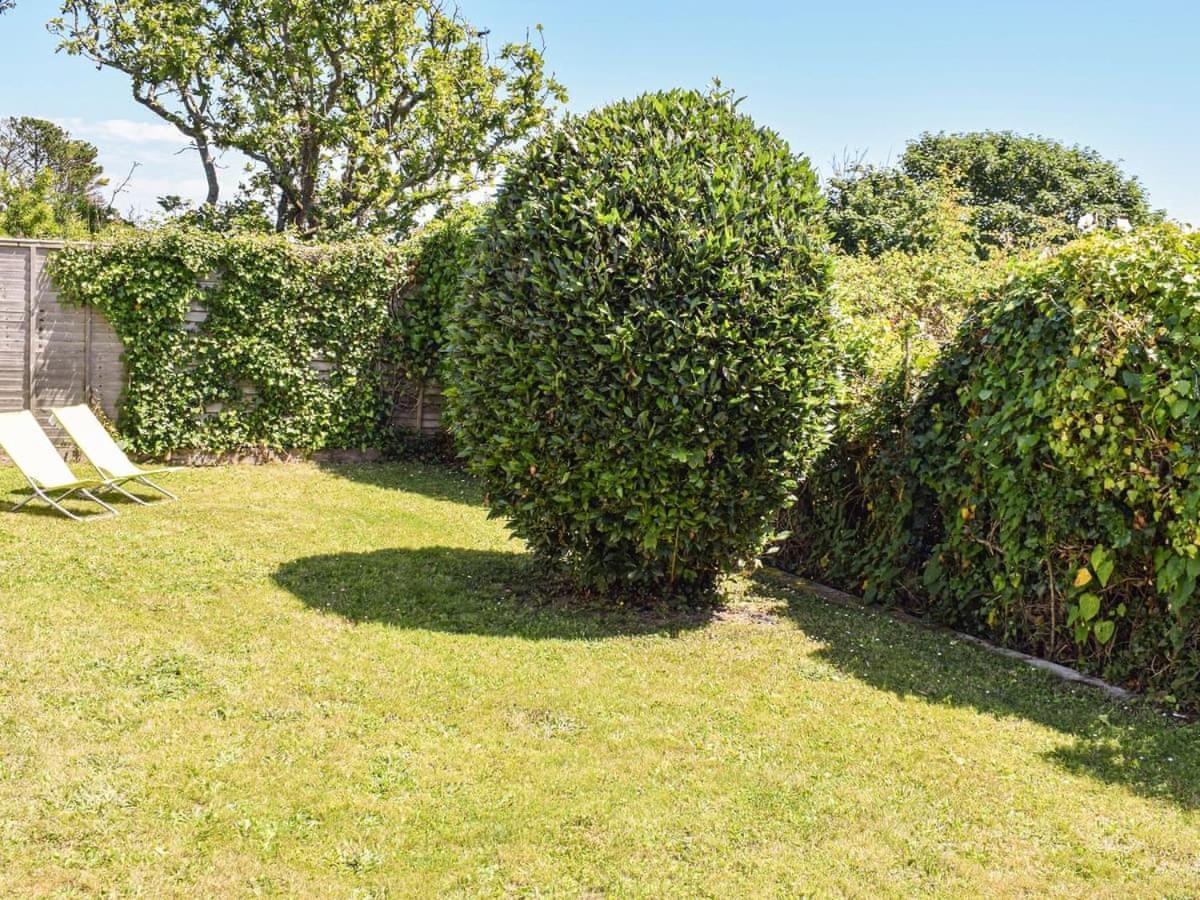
[{"xmin": 57, "ymin": 117, "xmax": 189, "ymax": 146}]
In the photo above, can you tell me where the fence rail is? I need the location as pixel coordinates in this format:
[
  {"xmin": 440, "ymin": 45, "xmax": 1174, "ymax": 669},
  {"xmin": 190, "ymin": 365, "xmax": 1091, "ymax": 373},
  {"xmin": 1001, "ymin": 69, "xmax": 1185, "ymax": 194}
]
[{"xmin": 0, "ymin": 237, "xmax": 440, "ymax": 461}]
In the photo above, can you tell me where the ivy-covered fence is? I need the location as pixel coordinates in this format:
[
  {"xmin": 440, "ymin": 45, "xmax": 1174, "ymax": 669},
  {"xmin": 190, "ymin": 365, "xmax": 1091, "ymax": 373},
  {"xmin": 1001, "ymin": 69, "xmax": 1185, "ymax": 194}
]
[
  {"xmin": 48, "ymin": 221, "xmax": 474, "ymax": 458},
  {"xmin": 777, "ymin": 227, "xmax": 1200, "ymax": 712}
]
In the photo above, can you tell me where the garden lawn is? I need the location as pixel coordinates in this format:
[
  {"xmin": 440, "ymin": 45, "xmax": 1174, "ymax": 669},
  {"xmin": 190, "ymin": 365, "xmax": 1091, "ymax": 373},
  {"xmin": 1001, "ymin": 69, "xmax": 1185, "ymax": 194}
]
[{"xmin": 0, "ymin": 462, "xmax": 1198, "ymax": 897}]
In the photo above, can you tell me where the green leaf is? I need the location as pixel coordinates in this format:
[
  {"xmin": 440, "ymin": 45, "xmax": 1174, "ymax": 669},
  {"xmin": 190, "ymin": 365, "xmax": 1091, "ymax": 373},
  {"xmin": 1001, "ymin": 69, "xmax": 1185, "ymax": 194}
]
[
  {"xmin": 1078, "ymin": 593, "xmax": 1101, "ymax": 622},
  {"xmin": 1090, "ymin": 546, "xmax": 1115, "ymax": 588}
]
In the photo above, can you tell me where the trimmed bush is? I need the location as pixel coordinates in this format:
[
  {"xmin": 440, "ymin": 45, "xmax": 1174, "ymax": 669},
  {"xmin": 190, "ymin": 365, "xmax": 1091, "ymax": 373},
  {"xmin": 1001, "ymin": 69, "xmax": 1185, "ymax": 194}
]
[
  {"xmin": 779, "ymin": 226, "xmax": 1200, "ymax": 710},
  {"xmin": 447, "ymin": 88, "xmax": 837, "ymax": 596}
]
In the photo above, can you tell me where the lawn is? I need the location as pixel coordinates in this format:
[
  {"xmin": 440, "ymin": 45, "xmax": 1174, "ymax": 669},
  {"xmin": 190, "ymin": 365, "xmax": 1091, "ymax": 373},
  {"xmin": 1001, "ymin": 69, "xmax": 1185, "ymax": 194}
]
[{"xmin": 0, "ymin": 462, "xmax": 1198, "ymax": 897}]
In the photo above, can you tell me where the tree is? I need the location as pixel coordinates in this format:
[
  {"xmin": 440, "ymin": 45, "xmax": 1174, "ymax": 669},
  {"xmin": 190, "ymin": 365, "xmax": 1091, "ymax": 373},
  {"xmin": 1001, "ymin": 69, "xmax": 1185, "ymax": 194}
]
[
  {"xmin": 901, "ymin": 131, "xmax": 1154, "ymax": 252},
  {"xmin": 827, "ymin": 132, "xmax": 1155, "ymax": 257},
  {"xmin": 448, "ymin": 89, "xmax": 838, "ymax": 597},
  {"xmin": 53, "ymin": 1, "xmax": 566, "ymax": 236},
  {"xmin": 825, "ymin": 164, "xmax": 947, "ymax": 256},
  {"xmin": 0, "ymin": 117, "xmax": 110, "ymax": 235},
  {"xmin": 0, "ymin": 116, "xmax": 106, "ymax": 203},
  {"xmin": 52, "ymin": 2, "xmax": 228, "ymax": 208}
]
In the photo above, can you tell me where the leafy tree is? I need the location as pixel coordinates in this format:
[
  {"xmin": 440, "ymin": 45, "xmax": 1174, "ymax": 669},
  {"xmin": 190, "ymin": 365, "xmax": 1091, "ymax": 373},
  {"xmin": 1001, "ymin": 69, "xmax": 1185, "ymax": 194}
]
[
  {"xmin": 0, "ymin": 117, "xmax": 110, "ymax": 235},
  {"xmin": 0, "ymin": 117, "xmax": 106, "ymax": 203},
  {"xmin": 448, "ymin": 89, "xmax": 838, "ymax": 597},
  {"xmin": 53, "ymin": 0, "xmax": 566, "ymax": 236},
  {"xmin": 825, "ymin": 164, "xmax": 946, "ymax": 256},
  {"xmin": 828, "ymin": 132, "xmax": 1155, "ymax": 257},
  {"xmin": 902, "ymin": 131, "xmax": 1154, "ymax": 252},
  {"xmin": 52, "ymin": 2, "xmax": 224, "ymax": 207},
  {"xmin": 0, "ymin": 172, "xmax": 59, "ymax": 236}
]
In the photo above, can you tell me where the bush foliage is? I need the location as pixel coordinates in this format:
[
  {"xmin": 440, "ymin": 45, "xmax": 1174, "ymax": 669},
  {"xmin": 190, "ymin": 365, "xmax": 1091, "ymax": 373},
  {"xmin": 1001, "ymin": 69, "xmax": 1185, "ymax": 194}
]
[
  {"xmin": 448, "ymin": 89, "xmax": 837, "ymax": 596},
  {"xmin": 902, "ymin": 131, "xmax": 1154, "ymax": 253},
  {"xmin": 825, "ymin": 165, "xmax": 946, "ymax": 257},
  {"xmin": 828, "ymin": 131, "xmax": 1155, "ymax": 258},
  {"xmin": 50, "ymin": 225, "xmax": 464, "ymax": 455},
  {"xmin": 779, "ymin": 227, "xmax": 1200, "ymax": 709}
]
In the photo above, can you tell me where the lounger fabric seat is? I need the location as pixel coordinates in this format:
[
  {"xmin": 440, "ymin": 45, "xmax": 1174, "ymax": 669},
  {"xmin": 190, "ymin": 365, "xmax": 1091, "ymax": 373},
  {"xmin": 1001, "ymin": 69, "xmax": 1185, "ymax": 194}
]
[
  {"xmin": 0, "ymin": 410, "xmax": 116, "ymax": 520},
  {"xmin": 51, "ymin": 405, "xmax": 180, "ymax": 504}
]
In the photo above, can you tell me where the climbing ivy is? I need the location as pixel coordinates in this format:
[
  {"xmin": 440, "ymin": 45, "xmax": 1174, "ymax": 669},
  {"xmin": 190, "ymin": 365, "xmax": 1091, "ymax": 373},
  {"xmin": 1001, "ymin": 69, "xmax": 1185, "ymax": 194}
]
[
  {"xmin": 49, "ymin": 226, "xmax": 458, "ymax": 456},
  {"xmin": 779, "ymin": 226, "xmax": 1200, "ymax": 711}
]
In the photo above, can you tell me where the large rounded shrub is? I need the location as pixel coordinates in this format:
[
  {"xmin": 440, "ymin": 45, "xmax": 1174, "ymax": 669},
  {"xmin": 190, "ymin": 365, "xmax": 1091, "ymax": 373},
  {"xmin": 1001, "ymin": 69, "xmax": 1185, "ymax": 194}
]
[{"xmin": 447, "ymin": 89, "xmax": 837, "ymax": 596}]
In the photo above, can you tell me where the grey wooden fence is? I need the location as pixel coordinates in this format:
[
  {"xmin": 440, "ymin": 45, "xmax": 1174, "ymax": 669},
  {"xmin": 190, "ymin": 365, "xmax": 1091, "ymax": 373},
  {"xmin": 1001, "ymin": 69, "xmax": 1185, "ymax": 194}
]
[
  {"xmin": 0, "ymin": 237, "xmax": 441, "ymax": 460},
  {"xmin": 0, "ymin": 239, "xmax": 123, "ymax": 455}
]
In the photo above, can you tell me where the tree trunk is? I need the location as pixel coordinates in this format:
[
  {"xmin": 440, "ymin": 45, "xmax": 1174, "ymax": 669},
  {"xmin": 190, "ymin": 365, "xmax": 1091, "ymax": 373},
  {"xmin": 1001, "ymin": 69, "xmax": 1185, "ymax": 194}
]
[{"xmin": 195, "ymin": 132, "xmax": 220, "ymax": 207}]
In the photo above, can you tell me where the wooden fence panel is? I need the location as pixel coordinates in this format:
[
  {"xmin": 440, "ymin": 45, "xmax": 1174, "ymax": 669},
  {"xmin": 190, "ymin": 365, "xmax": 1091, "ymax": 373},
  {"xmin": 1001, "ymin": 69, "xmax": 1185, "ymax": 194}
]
[
  {"xmin": 0, "ymin": 239, "xmax": 124, "ymax": 458},
  {"xmin": 0, "ymin": 243, "xmax": 29, "ymax": 415}
]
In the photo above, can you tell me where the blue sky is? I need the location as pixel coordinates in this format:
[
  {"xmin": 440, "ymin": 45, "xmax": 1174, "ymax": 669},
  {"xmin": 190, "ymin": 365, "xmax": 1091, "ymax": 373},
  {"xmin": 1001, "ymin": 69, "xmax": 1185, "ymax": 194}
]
[{"xmin": 2, "ymin": 0, "xmax": 1196, "ymax": 223}]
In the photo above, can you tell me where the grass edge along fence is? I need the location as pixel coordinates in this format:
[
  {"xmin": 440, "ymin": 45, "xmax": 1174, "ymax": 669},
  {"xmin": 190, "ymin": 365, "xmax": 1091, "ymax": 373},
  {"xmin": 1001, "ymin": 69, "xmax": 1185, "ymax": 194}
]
[
  {"xmin": 48, "ymin": 220, "xmax": 475, "ymax": 458},
  {"xmin": 778, "ymin": 225, "xmax": 1200, "ymax": 713}
]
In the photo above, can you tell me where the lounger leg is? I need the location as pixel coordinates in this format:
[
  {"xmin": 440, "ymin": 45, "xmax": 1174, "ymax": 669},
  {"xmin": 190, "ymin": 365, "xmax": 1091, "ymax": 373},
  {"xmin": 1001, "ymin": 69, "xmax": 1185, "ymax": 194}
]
[
  {"xmin": 78, "ymin": 489, "xmax": 118, "ymax": 517},
  {"xmin": 37, "ymin": 488, "xmax": 85, "ymax": 522},
  {"xmin": 136, "ymin": 476, "xmax": 178, "ymax": 501},
  {"xmin": 10, "ymin": 492, "xmax": 35, "ymax": 513},
  {"xmin": 102, "ymin": 481, "xmax": 152, "ymax": 506}
]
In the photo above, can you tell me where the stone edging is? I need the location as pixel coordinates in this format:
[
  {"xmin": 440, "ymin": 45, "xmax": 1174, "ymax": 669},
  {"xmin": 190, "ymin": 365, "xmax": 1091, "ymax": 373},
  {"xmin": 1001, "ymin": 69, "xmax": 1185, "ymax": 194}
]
[{"xmin": 760, "ymin": 566, "xmax": 1135, "ymax": 703}]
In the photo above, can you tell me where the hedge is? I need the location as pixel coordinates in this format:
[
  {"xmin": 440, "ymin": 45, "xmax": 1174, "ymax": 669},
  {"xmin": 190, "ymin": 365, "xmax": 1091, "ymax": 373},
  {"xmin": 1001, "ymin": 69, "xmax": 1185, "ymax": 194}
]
[
  {"xmin": 49, "ymin": 223, "xmax": 467, "ymax": 456},
  {"xmin": 778, "ymin": 226, "xmax": 1200, "ymax": 711}
]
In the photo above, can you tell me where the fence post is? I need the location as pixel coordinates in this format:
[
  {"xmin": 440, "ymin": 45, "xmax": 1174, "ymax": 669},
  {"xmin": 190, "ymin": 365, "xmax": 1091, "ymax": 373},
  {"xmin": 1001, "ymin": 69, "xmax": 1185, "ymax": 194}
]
[
  {"xmin": 24, "ymin": 244, "xmax": 35, "ymax": 412},
  {"xmin": 84, "ymin": 305, "xmax": 94, "ymax": 404}
]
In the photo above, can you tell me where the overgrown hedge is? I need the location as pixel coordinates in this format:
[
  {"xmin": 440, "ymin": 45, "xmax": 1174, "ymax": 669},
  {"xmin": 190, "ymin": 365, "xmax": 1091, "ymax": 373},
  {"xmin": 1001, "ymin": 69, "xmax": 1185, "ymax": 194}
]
[
  {"xmin": 50, "ymin": 223, "xmax": 467, "ymax": 456},
  {"xmin": 779, "ymin": 226, "xmax": 1200, "ymax": 710}
]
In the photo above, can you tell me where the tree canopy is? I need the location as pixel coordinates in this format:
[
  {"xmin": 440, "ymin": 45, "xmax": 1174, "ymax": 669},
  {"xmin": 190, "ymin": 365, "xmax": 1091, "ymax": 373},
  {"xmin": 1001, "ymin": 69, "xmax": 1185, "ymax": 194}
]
[
  {"xmin": 52, "ymin": 0, "xmax": 566, "ymax": 237},
  {"xmin": 0, "ymin": 117, "xmax": 111, "ymax": 237},
  {"xmin": 827, "ymin": 131, "xmax": 1155, "ymax": 257}
]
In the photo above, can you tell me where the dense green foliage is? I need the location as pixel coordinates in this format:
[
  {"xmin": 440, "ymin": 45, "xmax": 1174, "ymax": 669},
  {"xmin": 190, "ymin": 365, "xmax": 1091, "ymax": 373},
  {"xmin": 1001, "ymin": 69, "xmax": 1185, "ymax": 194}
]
[
  {"xmin": 53, "ymin": 0, "xmax": 565, "ymax": 236},
  {"xmin": 396, "ymin": 204, "xmax": 484, "ymax": 382},
  {"xmin": 903, "ymin": 131, "xmax": 1154, "ymax": 253},
  {"xmin": 0, "ymin": 117, "xmax": 112, "ymax": 237},
  {"xmin": 825, "ymin": 165, "xmax": 946, "ymax": 257},
  {"xmin": 780, "ymin": 227, "xmax": 1200, "ymax": 710},
  {"xmin": 828, "ymin": 132, "xmax": 1155, "ymax": 258},
  {"xmin": 448, "ymin": 89, "xmax": 837, "ymax": 596},
  {"xmin": 49, "ymin": 226, "xmax": 465, "ymax": 455}
]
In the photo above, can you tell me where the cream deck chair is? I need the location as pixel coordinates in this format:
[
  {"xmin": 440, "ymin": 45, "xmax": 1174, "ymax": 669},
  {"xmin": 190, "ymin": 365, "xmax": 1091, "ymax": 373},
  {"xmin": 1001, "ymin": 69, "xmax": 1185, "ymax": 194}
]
[
  {"xmin": 0, "ymin": 410, "xmax": 117, "ymax": 521},
  {"xmin": 51, "ymin": 405, "xmax": 180, "ymax": 505}
]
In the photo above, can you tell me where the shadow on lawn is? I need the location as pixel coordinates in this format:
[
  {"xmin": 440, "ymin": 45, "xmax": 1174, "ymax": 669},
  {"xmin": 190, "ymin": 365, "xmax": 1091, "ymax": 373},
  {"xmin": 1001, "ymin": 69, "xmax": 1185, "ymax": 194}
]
[
  {"xmin": 1, "ymin": 484, "xmax": 156, "ymax": 519},
  {"xmin": 754, "ymin": 576, "xmax": 1200, "ymax": 811},
  {"xmin": 273, "ymin": 546, "xmax": 715, "ymax": 641},
  {"xmin": 316, "ymin": 460, "xmax": 481, "ymax": 506}
]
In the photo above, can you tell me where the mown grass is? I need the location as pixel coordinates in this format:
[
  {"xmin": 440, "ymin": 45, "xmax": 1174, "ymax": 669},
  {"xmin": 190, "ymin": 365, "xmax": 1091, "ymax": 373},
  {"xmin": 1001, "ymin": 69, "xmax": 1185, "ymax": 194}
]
[{"xmin": 0, "ymin": 461, "xmax": 1198, "ymax": 897}]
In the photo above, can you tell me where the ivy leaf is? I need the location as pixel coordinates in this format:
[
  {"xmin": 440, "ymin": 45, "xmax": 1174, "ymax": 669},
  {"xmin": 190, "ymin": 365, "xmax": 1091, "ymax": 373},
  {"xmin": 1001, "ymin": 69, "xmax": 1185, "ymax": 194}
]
[
  {"xmin": 1078, "ymin": 593, "xmax": 1101, "ymax": 622},
  {"xmin": 1094, "ymin": 620, "xmax": 1116, "ymax": 644},
  {"xmin": 1073, "ymin": 567, "xmax": 1092, "ymax": 588},
  {"xmin": 1090, "ymin": 546, "xmax": 1115, "ymax": 588}
]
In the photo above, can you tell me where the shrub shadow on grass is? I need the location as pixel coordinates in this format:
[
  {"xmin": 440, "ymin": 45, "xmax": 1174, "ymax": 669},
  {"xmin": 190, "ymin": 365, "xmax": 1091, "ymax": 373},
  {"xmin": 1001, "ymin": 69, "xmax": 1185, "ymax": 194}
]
[
  {"xmin": 273, "ymin": 546, "xmax": 716, "ymax": 641},
  {"xmin": 755, "ymin": 575, "xmax": 1200, "ymax": 811},
  {"xmin": 316, "ymin": 460, "xmax": 480, "ymax": 506}
]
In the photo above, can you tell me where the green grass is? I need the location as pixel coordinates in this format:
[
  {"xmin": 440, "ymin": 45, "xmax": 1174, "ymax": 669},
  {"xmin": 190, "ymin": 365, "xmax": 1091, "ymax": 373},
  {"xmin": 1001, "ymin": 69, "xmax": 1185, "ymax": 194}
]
[{"xmin": 1, "ymin": 462, "xmax": 1198, "ymax": 897}]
